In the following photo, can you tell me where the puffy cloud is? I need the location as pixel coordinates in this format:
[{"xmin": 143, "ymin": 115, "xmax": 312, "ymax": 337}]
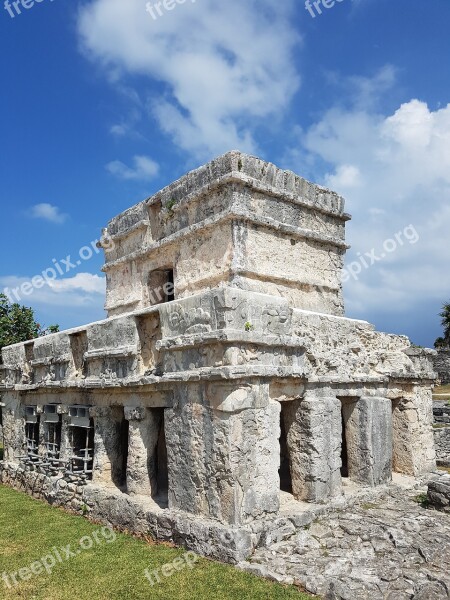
[
  {"xmin": 27, "ymin": 203, "xmax": 68, "ymax": 224},
  {"xmin": 295, "ymin": 94, "xmax": 450, "ymax": 336},
  {"xmin": 77, "ymin": 0, "xmax": 300, "ymax": 159},
  {"xmin": 106, "ymin": 155, "xmax": 160, "ymax": 181},
  {"xmin": 1, "ymin": 273, "xmax": 107, "ymax": 331},
  {"xmin": 1, "ymin": 273, "xmax": 106, "ymax": 307}
]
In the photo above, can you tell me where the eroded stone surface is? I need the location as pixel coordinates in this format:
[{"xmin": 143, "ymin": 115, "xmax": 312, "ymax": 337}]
[
  {"xmin": 238, "ymin": 484, "xmax": 450, "ymax": 599},
  {"xmin": 428, "ymin": 472, "xmax": 450, "ymax": 513},
  {"xmin": 432, "ymin": 350, "xmax": 450, "ymax": 385}
]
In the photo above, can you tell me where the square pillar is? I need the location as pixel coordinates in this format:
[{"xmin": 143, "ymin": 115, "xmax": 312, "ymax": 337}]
[
  {"xmin": 90, "ymin": 406, "xmax": 126, "ymax": 489},
  {"xmin": 124, "ymin": 406, "xmax": 162, "ymax": 497},
  {"xmin": 392, "ymin": 386, "xmax": 436, "ymax": 476},
  {"xmin": 165, "ymin": 382, "xmax": 280, "ymax": 525},
  {"xmin": 283, "ymin": 393, "xmax": 342, "ymax": 503},
  {"xmin": 343, "ymin": 396, "xmax": 392, "ymax": 486},
  {"xmin": 57, "ymin": 406, "xmax": 72, "ymax": 463},
  {"xmin": 1, "ymin": 392, "xmax": 26, "ymax": 463}
]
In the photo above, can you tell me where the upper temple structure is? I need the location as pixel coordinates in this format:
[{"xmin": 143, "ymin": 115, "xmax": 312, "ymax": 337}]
[{"xmin": 0, "ymin": 151, "xmax": 438, "ymax": 562}]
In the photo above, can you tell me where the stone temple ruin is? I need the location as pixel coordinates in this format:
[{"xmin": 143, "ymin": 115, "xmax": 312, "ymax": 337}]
[{"xmin": 0, "ymin": 151, "xmax": 438, "ymax": 562}]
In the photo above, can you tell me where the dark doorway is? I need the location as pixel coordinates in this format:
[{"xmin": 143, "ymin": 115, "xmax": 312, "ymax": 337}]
[
  {"xmin": 155, "ymin": 414, "xmax": 168, "ymax": 497},
  {"xmin": 279, "ymin": 406, "xmax": 293, "ymax": 493},
  {"xmin": 148, "ymin": 269, "xmax": 175, "ymax": 306},
  {"xmin": 340, "ymin": 409, "xmax": 349, "ymax": 478},
  {"xmin": 119, "ymin": 416, "xmax": 129, "ymax": 488}
]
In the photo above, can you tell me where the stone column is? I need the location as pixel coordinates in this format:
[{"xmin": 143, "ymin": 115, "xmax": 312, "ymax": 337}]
[
  {"xmin": 1, "ymin": 392, "xmax": 26, "ymax": 463},
  {"xmin": 392, "ymin": 386, "xmax": 436, "ymax": 476},
  {"xmin": 165, "ymin": 382, "xmax": 280, "ymax": 525},
  {"xmin": 90, "ymin": 406, "xmax": 126, "ymax": 489},
  {"xmin": 343, "ymin": 396, "xmax": 392, "ymax": 486},
  {"xmin": 36, "ymin": 405, "xmax": 46, "ymax": 458},
  {"xmin": 124, "ymin": 406, "xmax": 162, "ymax": 497},
  {"xmin": 57, "ymin": 406, "xmax": 72, "ymax": 463},
  {"xmin": 282, "ymin": 392, "xmax": 342, "ymax": 503}
]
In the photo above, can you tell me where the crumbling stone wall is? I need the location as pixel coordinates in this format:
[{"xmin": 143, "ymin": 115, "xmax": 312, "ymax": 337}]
[
  {"xmin": 434, "ymin": 401, "xmax": 450, "ymax": 466},
  {"xmin": 0, "ymin": 463, "xmax": 85, "ymax": 510},
  {"xmin": 433, "ymin": 349, "xmax": 450, "ymax": 384}
]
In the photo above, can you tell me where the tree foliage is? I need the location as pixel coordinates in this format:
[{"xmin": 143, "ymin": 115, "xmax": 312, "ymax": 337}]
[
  {"xmin": 435, "ymin": 301, "xmax": 450, "ymax": 348},
  {"xmin": 0, "ymin": 293, "xmax": 59, "ymax": 354}
]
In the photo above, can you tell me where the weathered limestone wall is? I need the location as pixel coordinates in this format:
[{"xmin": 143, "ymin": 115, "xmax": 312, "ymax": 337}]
[
  {"xmin": 343, "ymin": 396, "xmax": 393, "ymax": 486},
  {"xmin": 433, "ymin": 401, "xmax": 450, "ymax": 466},
  {"xmin": 282, "ymin": 393, "xmax": 341, "ymax": 502},
  {"xmin": 165, "ymin": 383, "xmax": 280, "ymax": 526},
  {"xmin": 391, "ymin": 387, "xmax": 437, "ymax": 476},
  {"xmin": 433, "ymin": 349, "xmax": 450, "ymax": 384},
  {"xmin": 1, "ymin": 392, "xmax": 26, "ymax": 461},
  {"xmin": 102, "ymin": 152, "xmax": 348, "ymax": 317},
  {"xmin": 0, "ymin": 463, "xmax": 86, "ymax": 510}
]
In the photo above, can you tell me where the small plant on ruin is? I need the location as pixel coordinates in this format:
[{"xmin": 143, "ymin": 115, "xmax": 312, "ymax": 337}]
[
  {"xmin": 245, "ymin": 322, "xmax": 254, "ymax": 332},
  {"xmin": 165, "ymin": 198, "xmax": 178, "ymax": 216},
  {"xmin": 413, "ymin": 493, "xmax": 429, "ymax": 508},
  {"xmin": 361, "ymin": 502, "xmax": 379, "ymax": 510}
]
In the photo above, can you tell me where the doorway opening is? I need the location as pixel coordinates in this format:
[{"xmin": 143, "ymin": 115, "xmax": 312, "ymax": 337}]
[{"xmin": 279, "ymin": 404, "xmax": 293, "ymax": 494}]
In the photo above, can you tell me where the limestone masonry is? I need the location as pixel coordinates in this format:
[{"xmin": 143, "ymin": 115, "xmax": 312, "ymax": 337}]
[
  {"xmin": 0, "ymin": 151, "xmax": 438, "ymax": 562},
  {"xmin": 433, "ymin": 349, "xmax": 450, "ymax": 385}
]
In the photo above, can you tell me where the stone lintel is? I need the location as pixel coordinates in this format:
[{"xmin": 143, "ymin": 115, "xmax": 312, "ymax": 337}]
[{"xmin": 206, "ymin": 382, "xmax": 269, "ymax": 413}]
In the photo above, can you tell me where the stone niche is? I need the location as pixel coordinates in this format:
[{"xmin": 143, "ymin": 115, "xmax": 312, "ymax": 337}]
[{"xmin": 0, "ymin": 151, "xmax": 438, "ymax": 563}]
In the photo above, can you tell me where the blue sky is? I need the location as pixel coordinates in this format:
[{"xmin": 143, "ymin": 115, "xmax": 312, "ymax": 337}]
[{"xmin": 1, "ymin": 0, "xmax": 449, "ymax": 346}]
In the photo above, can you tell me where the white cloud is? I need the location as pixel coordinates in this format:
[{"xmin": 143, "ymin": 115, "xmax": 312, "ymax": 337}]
[
  {"xmin": 106, "ymin": 155, "xmax": 160, "ymax": 181},
  {"xmin": 110, "ymin": 124, "xmax": 128, "ymax": 137},
  {"xmin": 1, "ymin": 273, "xmax": 106, "ymax": 308},
  {"xmin": 77, "ymin": 0, "xmax": 300, "ymax": 159},
  {"xmin": 27, "ymin": 203, "xmax": 68, "ymax": 224},
  {"xmin": 294, "ymin": 94, "xmax": 450, "ymax": 324},
  {"xmin": 326, "ymin": 164, "xmax": 362, "ymax": 189}
]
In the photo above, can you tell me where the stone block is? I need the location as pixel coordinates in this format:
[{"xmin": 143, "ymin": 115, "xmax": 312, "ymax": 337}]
[{"xmin": 343, "ymin": 396, "xmax": 393, "ymax": 486}]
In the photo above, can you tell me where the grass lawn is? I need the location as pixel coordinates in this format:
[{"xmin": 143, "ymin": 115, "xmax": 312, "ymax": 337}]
[{"xmin": 0, "ymin": 485, "xmax": 314, "ymax": 600}]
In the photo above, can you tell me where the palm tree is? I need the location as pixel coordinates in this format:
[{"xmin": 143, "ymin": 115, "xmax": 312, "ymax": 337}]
[{"xmin": 439, "ymin": 301, "xmax": 450, "ymax": 346}]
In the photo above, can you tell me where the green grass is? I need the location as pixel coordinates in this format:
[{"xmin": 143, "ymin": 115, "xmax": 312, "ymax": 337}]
[{"xmin": 0, "ymin": 485, "xmax": 314, "ymax": 600}]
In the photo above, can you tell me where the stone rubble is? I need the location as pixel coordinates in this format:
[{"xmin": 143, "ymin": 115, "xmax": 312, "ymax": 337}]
[{"xmin": 238, "ymin": 481, "xmax": 450, "ymax": 599}]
